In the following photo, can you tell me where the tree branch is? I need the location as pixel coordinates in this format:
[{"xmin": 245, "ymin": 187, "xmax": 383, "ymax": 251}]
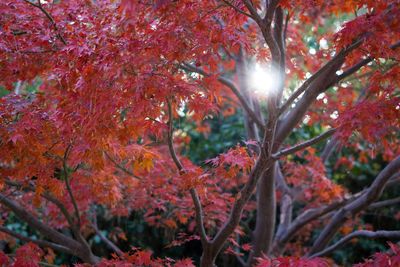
[
  {"xmin": 278, "ymin": 39, "xmax": 363, "ymax": 117},
  {"xmin": 221, "ymin": 0, "xmax": 253, "ymax": 18},
  {"xmin": 369, "ymin": 196, "xmax": 400, "ymax": 210},
  {"xmin": 166, "ymin": 98, "xmax": 209, "ymax": 246},
  {"xmin": 22, "ymin": 0, "xmax": 67, "ymax": 45},
  {"xmin": 272, "ymin": 197, "xmax": 351, "ymax": 255},
  {"xmin": 386, "ymin": 173, "xmax": 400, "ymax": 187},
  {"xmin": 272, "ymin": 128, "xmax": 336, "ymax": 159},
  {"xmin": 0, "ymin": 226, "xmax": 73, "ymax": 255},
  {"xmin": 276, "ymin": 172, "xmax": 400, "ymax": 254},
  {"xmin": 166, "ymin": 98, "xmax": 185, "ymax": 171},
  {"xmin": 263, "ymin": 0, "xmax": 280, "ymax": 24},
  {"xmin": 4, "ymin": 179, "xmax": 75, "ymax": 229},
  {"xmin": 212, "ymin": 155, "xmax": 273, "ymax": 257},
  {"xmin": 62, "ymin": 145, "xmax": 81, "ymax": 227},
  {"xmin": 273, "ymin": 6, "xmax": 286, "ymax": 101},
  {"xmin": 275, "ymin": 39, "xmax": 363, "ymax": 149},
  {"xmin": 241, "ymin": 0, "xmax": 262, "ymax": 22},
  {"xmin": 321, "ymin": 136, "xmax": 340, "ymax": 163},
  {"xmin": 0, "ymin": 193, "xmax": 81, "ymax": 251},
  {"xmin": 91, "ymin": 211, "xmax": 125, "ymax": 258},
  {"xmin": 308, "ymin": 155, "xmax": 400, "ymax": 255},
  {"xmin": 334, "ymin": 40, "xmax": 400, "ymax": 83},
  {"xmin": 275, "ymin": 163, "xmax": 292, "ymax": 196},
  {"xmin": 310, "ymin": 230, "xmax": 400, "ymax": 258},
  {"xmin": 104, "ymin": 151, "xmax": 142, "ymax": 180}
]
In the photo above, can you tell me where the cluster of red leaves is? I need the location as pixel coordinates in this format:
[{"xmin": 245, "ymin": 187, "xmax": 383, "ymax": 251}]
[
  {"xmin": 355, "ymin": 242, "xmax": 400, "ymax": 267},
  {"xmin": 336, "ymin": 66, "xmax": 400, "ymax": 161},
  {"xmin": 104, "ymin": 145, "xmax": 254, "ymax": 235},
  {"xmin": 256, "ymin": 255, "xmax": 329, "ymax": 267},
  {"xmin": 207, "ymin": 145, "xmax": 255, "ymax": 178},
  {"xmin": 256, "ymin": 242, "xmax": 400, "ymax": 267},
  {"xmin": 0, "ymin": 0, "xmax": 256, "ymax": 240},
  {"xmin": 0, "ymin": 243, "xmax": 194, "ymax": 267},
  {"xmin": 95, "ymin": 248, "xmax": 195, "ymax": 267},
  {"xmin": 284, "ymin": 148, "xmax": 344, "ymax": 205},
  {"xmin": 297, "ymin": 0, "xmax": 399, "ymax": 143},
  {"xmin": 334, "ymin": 2, "xmax": 400, "ymax": 62},
  {"xmin": 0, "ymin": 242, "xmax": 43, "ymax": 267}
]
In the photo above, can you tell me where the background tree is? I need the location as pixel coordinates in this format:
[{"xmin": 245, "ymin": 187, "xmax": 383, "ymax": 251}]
[{"xmin": 0, "ymin": 0, "xmax": 399, "ymax": 266}]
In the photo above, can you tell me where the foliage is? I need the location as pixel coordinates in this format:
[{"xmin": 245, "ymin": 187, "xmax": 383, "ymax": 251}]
[{"xmin": 0, "ymin": 0, "xmax": 399, "ymax": 266}]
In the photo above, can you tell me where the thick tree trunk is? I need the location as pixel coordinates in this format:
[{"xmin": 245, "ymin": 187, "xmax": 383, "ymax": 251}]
[
  {"xmin": 200, "ymin": 247, "xmax": 217, "ymax": 267},
  {"xmin": 247, "ymin": 166, "xmax": 276, "ymax": 266}
]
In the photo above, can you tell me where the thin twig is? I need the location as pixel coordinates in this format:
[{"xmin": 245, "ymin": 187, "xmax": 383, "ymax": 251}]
[
  {"xmin": 104, "ymin": 151, "xmax": 142, "ymax": 180},
  {"xmin": 22, "ymin": 0, "xmax": 67, "ymax": 45},
  {"xmin": 221, "ymin": 0, "xmax": 253, "ymax": 18},
  {"xmin": 62, "ymin": 145, "xmax": 81, "ymax": 226}
]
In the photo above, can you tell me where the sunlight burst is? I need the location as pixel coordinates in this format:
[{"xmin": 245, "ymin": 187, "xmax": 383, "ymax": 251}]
[{"xmin": 248, "ymin": 63, "xmax": 281, "ymax": 97}]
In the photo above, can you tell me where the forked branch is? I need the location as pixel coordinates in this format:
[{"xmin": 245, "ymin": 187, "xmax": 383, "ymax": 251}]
[{"xmin": 22, "ymin": 0, "xmax": 67, "ymax": 45}]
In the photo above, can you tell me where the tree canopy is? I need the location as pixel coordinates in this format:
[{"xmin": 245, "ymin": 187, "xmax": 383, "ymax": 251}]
[{"xmin": 0, "ymin": 0, "xmax": 399, "ymax": 266}]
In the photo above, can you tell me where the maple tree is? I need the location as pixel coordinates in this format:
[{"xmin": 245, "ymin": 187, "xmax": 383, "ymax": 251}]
[{"xmin": 0, "ymin": 0, "xmax": 399, "ymax": 266}]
